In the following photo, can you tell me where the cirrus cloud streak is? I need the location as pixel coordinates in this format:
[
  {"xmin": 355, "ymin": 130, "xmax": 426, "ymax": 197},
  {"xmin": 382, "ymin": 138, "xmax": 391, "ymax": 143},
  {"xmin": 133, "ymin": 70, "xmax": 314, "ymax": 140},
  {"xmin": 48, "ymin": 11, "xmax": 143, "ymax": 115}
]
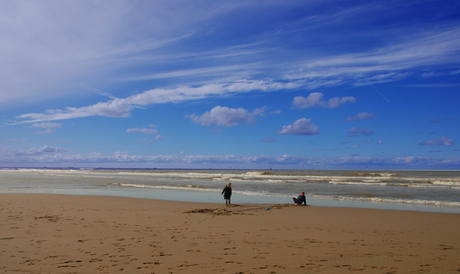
[{"xmin": 17, "ymin": 80, "xmax": 299, "ymax": 123}]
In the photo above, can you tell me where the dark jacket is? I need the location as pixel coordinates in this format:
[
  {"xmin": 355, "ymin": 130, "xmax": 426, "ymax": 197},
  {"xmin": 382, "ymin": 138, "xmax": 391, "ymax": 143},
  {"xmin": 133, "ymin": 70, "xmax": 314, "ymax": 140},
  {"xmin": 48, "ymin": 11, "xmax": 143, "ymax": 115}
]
[
  {"xmin": 296, "ymin": 194, "xmax": 306, "ymax": 205},
  {"xmin": 222, "ymin": 186, "xmax": 232, "ymax": 199}
]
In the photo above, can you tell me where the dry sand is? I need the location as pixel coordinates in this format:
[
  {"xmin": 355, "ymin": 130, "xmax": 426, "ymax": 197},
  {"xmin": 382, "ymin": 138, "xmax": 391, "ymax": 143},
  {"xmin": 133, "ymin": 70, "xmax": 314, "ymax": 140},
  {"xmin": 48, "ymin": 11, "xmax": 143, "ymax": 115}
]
[{"xmin": 0, "ymin": 194, "xmax": 459, "ymax": 274}]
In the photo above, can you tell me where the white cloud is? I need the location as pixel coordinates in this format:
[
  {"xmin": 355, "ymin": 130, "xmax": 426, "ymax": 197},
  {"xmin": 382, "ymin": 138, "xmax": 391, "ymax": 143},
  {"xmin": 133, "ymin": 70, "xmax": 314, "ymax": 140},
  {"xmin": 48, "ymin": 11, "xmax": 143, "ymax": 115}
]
[
  {"xmin": 15, "ymin": 146, "xmax": 67, "ymax": 156},
  {"xmin": 0, "ymin": 1, "xmax": 249, "ymax": 106},
  {"xmin": 140, "ymin": 136, "xmax": 165, "ymax": 143},
  {"xmin": 11, "ymin": 18, "xmax": 460, "ymax": 124},
  {"xmin": 292, "ymin": 92, "xmax": 355, "ymax": 109},
  {"xmin": 0, "ymin": 144, "xmax": 459, "ymax": 169},
  {"xmin": 346, "ymin": 145, "xmax": 360, "ymax": 149},
  {"xmin": 275, "ymin": 118, "xmax": 319, "ymax": 136},
  {"xmin": 291, "ymin": 92, "xmax": 322, "ymax": 108},
  {"xmin": 344, "ymin": 112, "xmax": 376, "ymax": 122},
  {"xmin": 126, "ymin": 128, "xmax": 159, "ymax": 134},
  {"xmin": 17, "ymin": 81, "xmax": 298, "ymax": 123},
  {"xmin": 30, "ymin": 122, "xmax": 62, "ymax": 128},
  {"xmin": 19, "ymin": 99, "xmax": 131, "ymax": 122},
  {"xmin": 284, "ymin": 27, "xmax": 460, "ymax": 86},
  {"xmin": 128, "ymin": 65, "xmax": 258, "ymax": 81},
  {"xmin": 35, "ymin": 128, "xmax": 54, "ymax": 135},
  {"xmin": 252, "ymin": 106, "xmax": 269, "ymax": 117},
  {"xmin": 419, "ymin": 137, "xmax": 455, "ymax": 146},
  {"xmin": 190, "ymin": 106, "xmax": 260, "ymax": 127},
  {"xmin": 377, "ymin": 140, "xmax": 383, "ymax": 145},
  {"xmin": 30, "ymin": 122, "xmax": 62, "ymax": 134},
  {"xmin": 348, "ymin": 127, "xmax": 375, "ymax": 137},
  {"xmin": 2, "ymin": 1, "xmax": 460, "ymax": 112}
]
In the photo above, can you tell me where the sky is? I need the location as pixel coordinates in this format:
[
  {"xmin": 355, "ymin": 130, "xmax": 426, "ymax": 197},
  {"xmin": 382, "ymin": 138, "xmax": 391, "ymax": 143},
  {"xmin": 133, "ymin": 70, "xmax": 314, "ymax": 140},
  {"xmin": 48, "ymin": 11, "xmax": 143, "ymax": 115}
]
[{"xmin": 1, "ymin": 0, "xmax": 459, "ymax": 170}]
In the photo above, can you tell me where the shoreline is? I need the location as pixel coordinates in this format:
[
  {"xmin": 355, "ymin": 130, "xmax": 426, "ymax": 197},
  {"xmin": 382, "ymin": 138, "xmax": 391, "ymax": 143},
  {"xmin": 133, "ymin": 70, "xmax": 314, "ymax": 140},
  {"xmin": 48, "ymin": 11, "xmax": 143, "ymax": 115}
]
[
  {"xmin": 1, "ymin": 193, "xmax": 459, "ymax": 273},
  {"xmin": 3, "ymin": 187, "xmax": 460, "ymax": 214}
]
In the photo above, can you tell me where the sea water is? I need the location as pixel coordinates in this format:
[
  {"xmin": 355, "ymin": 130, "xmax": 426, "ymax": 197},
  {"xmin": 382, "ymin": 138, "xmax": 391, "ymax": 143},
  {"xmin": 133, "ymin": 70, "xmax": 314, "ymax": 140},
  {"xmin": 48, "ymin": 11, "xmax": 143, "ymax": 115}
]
[{"xmin": 0, "ymin": 168, "xmax": 459, "ymax": 214}]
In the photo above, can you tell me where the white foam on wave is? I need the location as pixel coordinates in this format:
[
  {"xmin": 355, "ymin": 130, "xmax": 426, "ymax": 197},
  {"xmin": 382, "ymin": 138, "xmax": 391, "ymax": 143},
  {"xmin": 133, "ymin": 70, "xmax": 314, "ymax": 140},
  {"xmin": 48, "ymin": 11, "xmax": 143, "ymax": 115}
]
[
  {"xmin": 311, "ymin": 194, "xmax": 460, "ymax": 207},
  {"xmin": 329, "ymin": 181, "xmax": 389, "ymax": 186},
  {"xmin": 0, "ymin": 169, "xmax": 424, "ymax": 184},
  {"xmin": 407, "ymin": 184, "xmax": 458, "ymax": 189},
  {"xmin": 117, "ymin": 182, "xmax": 460, "ymax": 208},
  {"xmin": 118, "ymin": 183, "xmax": 221, "ymax": 193},
  {"xmin": 117, "ymin": 182, "xmax": 296, "ymax": 198},
  {"xmin": 431, "ymin": 179, "xmax": 460, "ymax": 186}
]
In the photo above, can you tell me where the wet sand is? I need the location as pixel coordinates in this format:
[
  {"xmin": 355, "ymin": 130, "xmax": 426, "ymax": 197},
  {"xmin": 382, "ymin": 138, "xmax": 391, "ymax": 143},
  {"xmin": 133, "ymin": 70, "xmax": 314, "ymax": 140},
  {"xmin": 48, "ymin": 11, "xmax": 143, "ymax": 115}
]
[{"xmin": 0, "ymin": 194, "xmax": 459, "ymax": 273}]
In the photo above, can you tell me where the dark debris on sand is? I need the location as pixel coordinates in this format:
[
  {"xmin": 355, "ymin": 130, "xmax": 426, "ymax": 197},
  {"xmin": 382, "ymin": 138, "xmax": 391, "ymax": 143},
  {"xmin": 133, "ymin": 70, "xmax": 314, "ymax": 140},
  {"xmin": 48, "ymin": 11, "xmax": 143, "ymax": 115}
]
[{"xmin": 185, "ymin": 204, "xmax": 303, "ymax": 216}]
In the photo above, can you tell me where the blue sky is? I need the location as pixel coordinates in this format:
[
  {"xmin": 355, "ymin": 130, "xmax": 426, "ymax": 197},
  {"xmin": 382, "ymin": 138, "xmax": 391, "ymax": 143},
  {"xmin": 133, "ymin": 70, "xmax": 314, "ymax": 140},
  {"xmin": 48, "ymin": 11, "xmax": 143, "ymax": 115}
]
[{"xmin": 1, "ymin": 0, "xmax": 459, "ymax": 169}]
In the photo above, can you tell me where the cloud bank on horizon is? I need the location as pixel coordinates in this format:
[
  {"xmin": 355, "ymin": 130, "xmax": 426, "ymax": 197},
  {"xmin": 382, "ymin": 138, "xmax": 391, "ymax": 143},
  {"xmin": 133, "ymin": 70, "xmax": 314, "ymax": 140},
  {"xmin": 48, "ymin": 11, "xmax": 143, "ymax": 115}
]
[{"xmin": 1, "ymin": 0, "xmax": 459, "ymax": 169}]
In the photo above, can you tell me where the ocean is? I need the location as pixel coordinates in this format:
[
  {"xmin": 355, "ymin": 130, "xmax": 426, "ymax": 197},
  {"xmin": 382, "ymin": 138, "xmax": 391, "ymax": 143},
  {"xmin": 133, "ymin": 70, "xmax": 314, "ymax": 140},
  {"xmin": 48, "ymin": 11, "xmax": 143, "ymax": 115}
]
[{"xmin": 0, "ymin": 168, "xmax": 459, "ymax": 214}]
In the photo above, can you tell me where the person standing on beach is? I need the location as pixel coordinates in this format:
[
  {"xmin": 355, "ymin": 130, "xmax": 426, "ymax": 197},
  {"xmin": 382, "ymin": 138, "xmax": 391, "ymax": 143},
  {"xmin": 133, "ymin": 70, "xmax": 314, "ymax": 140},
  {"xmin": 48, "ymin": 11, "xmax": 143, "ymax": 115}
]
[
  {"xmin": 293, "ymin": 191, "xmax": 306, "ymax": 206},
  {"xmin": 221, "ymin": 183, "xmax": 232, "ymax": 205}
]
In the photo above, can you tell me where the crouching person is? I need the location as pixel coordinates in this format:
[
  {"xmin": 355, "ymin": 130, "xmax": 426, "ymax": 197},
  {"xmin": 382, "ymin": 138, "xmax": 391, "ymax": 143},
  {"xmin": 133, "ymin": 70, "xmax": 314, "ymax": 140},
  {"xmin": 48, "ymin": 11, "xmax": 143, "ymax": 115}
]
[{"xmin": 293, "ymin": 191, "xmax": 306, "ymax": 205}]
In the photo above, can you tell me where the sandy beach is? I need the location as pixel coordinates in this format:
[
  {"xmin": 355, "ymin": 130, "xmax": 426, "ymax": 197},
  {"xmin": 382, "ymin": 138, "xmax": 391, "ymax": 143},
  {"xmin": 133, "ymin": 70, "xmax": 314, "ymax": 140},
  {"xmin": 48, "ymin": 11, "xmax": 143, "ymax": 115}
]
[{"xmin": 0, "ymin": 194, "xmax": 459, "ymax": 273}]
